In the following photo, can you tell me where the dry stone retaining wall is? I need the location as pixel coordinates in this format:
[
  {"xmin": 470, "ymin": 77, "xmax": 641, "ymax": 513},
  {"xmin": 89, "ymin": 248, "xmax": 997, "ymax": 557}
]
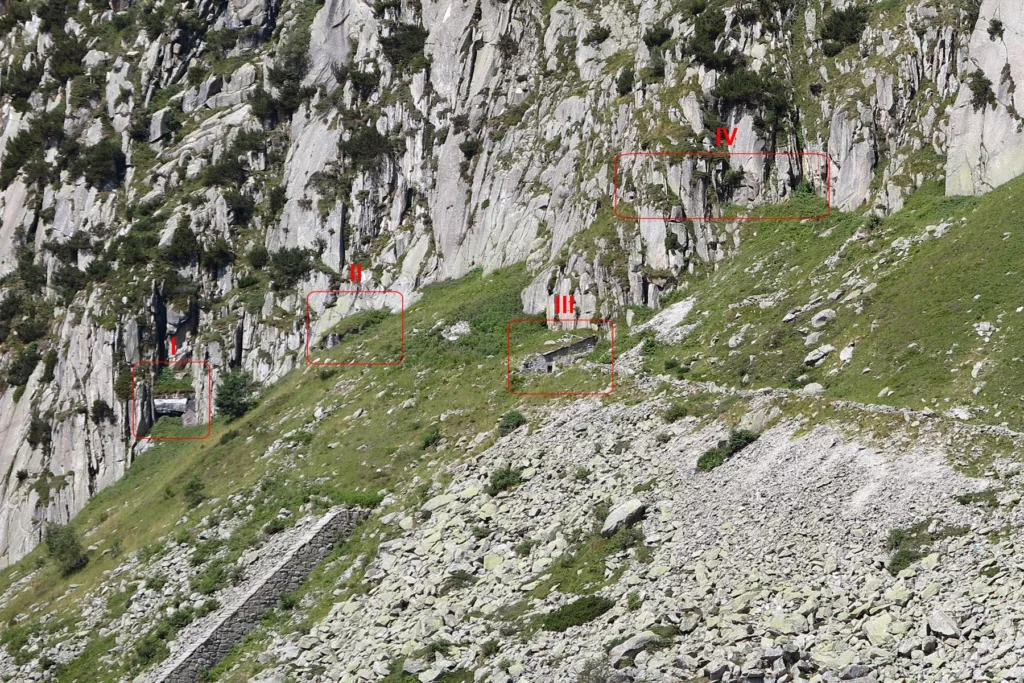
[{"xmin": 139, "ymin": 507, "xmax": 368, "ymax": 683}]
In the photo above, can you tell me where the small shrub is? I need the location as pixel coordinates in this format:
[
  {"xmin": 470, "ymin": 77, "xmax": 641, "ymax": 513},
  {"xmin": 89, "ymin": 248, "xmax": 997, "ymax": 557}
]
[
  {"xmin": 714, "ymin": 69, "xmax": 791, "ymax": 115},
  {"xmin": 440, "ymin": 569, "xmax": 477, "ymax": 594},
  {"xmin": 497, "ymin": 33, "xmax": 518, "ymax": 58},
  {"xmin": 643, "ymin": 24, "xmax": 672, "ymax": 48},
  {"xmin": 573, "ymin": 467, "xmax": 591, "ymax": 481},
  {"xmin": 7, "ymin": 344, "xmax": 40, "ymax": 386},
  {"xmin": 689, "ymin": 8, "xmax": 736, "ymax": 71},
  {"xmin": 133, "ymin": 633, "xmax": 168, "ymax": 667},
  {"xmin": 481, "ymin": 638, "xmax": 500, "ymax": 657},
  {"xmin": 471, "ymin": 525, "xmax": 491, "ymax": 539},
  {"xmin": 459, "ymin": 138, "xmax": 481, "ymax": 159},
  {"xmin": 267, "ymin": 186, "xmax": 287, "ymax": 217},
  {"xmin": 988, "ymin": 18, "xmax": 1004, "ymax": 40},
  {"xmin": 626, "ymin": 591, "xmax": 643, "ymax": 611},
  {"xmin": 515, "ymin": 539, "xmax": 540, "ymax": 556},
  {"xmin": 201, "ymin": 238, "xmax": 235, "ymax": 272},
  {"xmin": 16, "ymin": 469, "xmax": 29, "ymax": 483},
  {"xmin": 146, "ymin": 574, "xmax": 168, "ymax": 590},
  {"xmin": 52, "ymin": 263, "xmax": 88, "ymax": 304},
  {"xmin": 263, "ymin": 517, "xmax": 287, "ymax": 535},
  {"xmin": 486, "ymin": 465, "xmax": 524, "ymax": 496},
  {"xmin": 541, "ymin": 595, "xmax": 615, "ymax": 632},
  {"xmin": 819, "ymin": 5, "xmax": 869, "ymax": 49},
  {"xmin": 215, "ymin": 370, "xmax": 256, "ymax": 419},
  {"xmin": 68, "ymin": 137, "xmax": 127, "ymax": 189},
  {"xmin": 183, "ymin": 475, "xmax": 205, "ymax": 509},
  {"xmin": 279, "ymin": 592, "xmax": 300, "ymax": 610},
  {"xmin": 90, "ymin": 399, "xmax": 116, "ymax": 425},
  {"xmin": 248, "ymin": 244, "xmax": 270, "ymax": 270},
  {"xmin": 224, "ymin": 190, "xmax": 255, "ymax": 225},
  {"xmin": 696, "ymin": 429, "xmax": 759, "ymax": 471},
  {"xmin": 202, "ymin": 155, "xmax": 246, "ymax": 187},
  {"xmin": 420, "ymin": 427, "xmax": 442, "ymax": 450},
  {"xmin": 610, "ymin": 526, "xmax": 644, "ymax": 553},
  {"xmin": 161, "ymin": 226, "xmax": 200, "ymax": 267},
  {"xmin": 887, "ymin": 547, "xmax": 921, "ymax": 575},
  {"xmin": 238, "ymin": 273, "xmax": 259, "ymax": 289},
  {"xmin": 969, "ymin": 69, "xmax": 996, "ymax": 111},
  {"xmin": 44, "ymin": 522, "xmax": 88, "ymax": 576},
  {"xmin": 646, "ymin": 46, "xmax": 666, "ymax": 79},
  {"xmin": 685, "ymin": 0, "xmax": 708, "ymax": 15},
  {"xmin": 167, "ymin": 606, "xmax": 197, "ymax": 630},
  {"xmin": 821, "ymin": 39, "xmax": 844, "ymax": 57},
  {"xmin": 339, "ymin": 125, "xmax": 395, "ymax": 171},
  {"xmin": 267, "ymin": 30, "xmax": 313, "ymax": 117},
  {"xmin": 654, "ymin": 432, "xmax": 671, "ymax": 445},
  {"xmin": 584, "ymin": 25, "xmax": 610, "ymax": 45},
  {"xmin": 269, "ymin": 247, "xmax": 314, "ymax": 289},
  {"xmin": 380, "ymin": 23, "xmax": 429, "ymax": 72},
  {"xmin": 27, "ymin": 414, "xmax": 51, "ymax": 451},
  {"xmin": 498, "ymin": 410, "xmax": 527, "ymax": 435},
  {"xmin": 662, "ymin": 403, "xmax": 688, "ymax": 423},
  {"xmin": 616, "ymin": 67, "xmax": 634, "ymax": 96},
  {"xmin": 0, "ymin": 61, "xmax": 43, "ymax": 112}
]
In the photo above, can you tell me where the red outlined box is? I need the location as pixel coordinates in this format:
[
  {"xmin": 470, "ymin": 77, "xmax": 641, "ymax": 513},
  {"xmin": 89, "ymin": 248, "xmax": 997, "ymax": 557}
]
[
  {"xmin": 131, "ymin": 360, "xmax": 213, "ymax": 441},
  {"xmin": 612, "ymin": 151, "xmax": 833, "ymax": 221},
  {"xmin": 305, "ymin": 290, "xmax": 405, "ymax": 366},
  {"xmin": 506, "ymin": 319, "xmax": 615, "ymax": 396}
]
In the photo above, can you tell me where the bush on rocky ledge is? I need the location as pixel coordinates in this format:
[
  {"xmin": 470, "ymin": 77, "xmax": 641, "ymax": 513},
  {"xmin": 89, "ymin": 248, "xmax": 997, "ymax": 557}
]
[{"xmin": 696, "ymin": 429, "xmax": 759, "ymax": 471}]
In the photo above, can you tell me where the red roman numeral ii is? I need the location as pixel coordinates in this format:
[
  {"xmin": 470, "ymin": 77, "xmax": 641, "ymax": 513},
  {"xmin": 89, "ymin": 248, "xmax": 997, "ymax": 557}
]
[{"xmin": 349, "ymin": 263, "xmax": 362, "ymax": 283}]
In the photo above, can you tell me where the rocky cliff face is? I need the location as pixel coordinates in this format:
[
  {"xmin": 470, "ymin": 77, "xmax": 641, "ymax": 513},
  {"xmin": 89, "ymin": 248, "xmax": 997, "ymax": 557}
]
[
  {"xmin": 0, "ymin": 0, "xmax": 1007, "ymax": 565},
  {"xmin": 946, "ymin": 0, "xmax": 1024, "ymax": 195}
]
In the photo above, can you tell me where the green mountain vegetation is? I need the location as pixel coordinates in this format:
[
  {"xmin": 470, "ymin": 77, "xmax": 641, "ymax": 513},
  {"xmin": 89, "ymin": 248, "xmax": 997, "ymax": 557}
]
[{"xmin": 6, "ymin": 170, "xmax": 1024, "ymax": 678}]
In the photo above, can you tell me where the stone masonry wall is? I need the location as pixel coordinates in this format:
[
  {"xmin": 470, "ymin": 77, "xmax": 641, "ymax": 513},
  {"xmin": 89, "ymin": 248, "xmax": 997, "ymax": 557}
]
[{"xmin": 138, "ymin": 507, "xmax": 369, "ymax": 683}]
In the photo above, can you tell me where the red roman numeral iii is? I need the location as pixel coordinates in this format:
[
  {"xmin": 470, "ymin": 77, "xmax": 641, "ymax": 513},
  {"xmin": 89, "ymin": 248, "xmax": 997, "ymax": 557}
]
[
  {"xmin": 555, "ymin": 295, "xmax": 575, "ymax": 315},
  {"xmin": 349, "ymin": 263, "xmax": 362, "ymax": 283}
]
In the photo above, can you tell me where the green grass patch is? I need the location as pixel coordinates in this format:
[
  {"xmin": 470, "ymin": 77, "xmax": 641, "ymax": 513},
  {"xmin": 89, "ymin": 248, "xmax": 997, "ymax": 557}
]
[
  {"xmin": 886, "ymin": 519, "xmax": 970, "ymax": 574},
  {"xmin": 696, "ymin": 429, "xmax": 759, "ymax": 471},
  {"xmin": 540, "ymin": 595, "xmax": 615, "ymax": 632},
  {"xmin": 485, "ymin": 465, "xmax": 524, "ymax": 496}
]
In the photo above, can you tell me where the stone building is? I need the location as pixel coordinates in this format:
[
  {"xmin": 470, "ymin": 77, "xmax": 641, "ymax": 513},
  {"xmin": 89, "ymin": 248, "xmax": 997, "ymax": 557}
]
[{"xmin": 520, "ymin": 336, "xmax": 599, "ymax": 374}]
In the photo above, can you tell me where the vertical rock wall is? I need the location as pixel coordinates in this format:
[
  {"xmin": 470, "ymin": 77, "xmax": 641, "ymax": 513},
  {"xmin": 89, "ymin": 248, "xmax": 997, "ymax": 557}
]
[{"xmin": 946, "ymin": 0, "xmax": 1024, "ymax": 195}]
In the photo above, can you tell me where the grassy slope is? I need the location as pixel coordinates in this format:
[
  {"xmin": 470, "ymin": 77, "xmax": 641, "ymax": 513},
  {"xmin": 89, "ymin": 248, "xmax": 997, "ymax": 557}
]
[
  {"xmin": 6, "ymin": 173, "xmax": 1024, "ymax": 677},
  {"xmin": 644, "ymin": 177, "xmax": 1024, "ymax": 428},
  {"xmin": 0, "ymin": 265, "xmax": 633, "ymax": 681}
]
